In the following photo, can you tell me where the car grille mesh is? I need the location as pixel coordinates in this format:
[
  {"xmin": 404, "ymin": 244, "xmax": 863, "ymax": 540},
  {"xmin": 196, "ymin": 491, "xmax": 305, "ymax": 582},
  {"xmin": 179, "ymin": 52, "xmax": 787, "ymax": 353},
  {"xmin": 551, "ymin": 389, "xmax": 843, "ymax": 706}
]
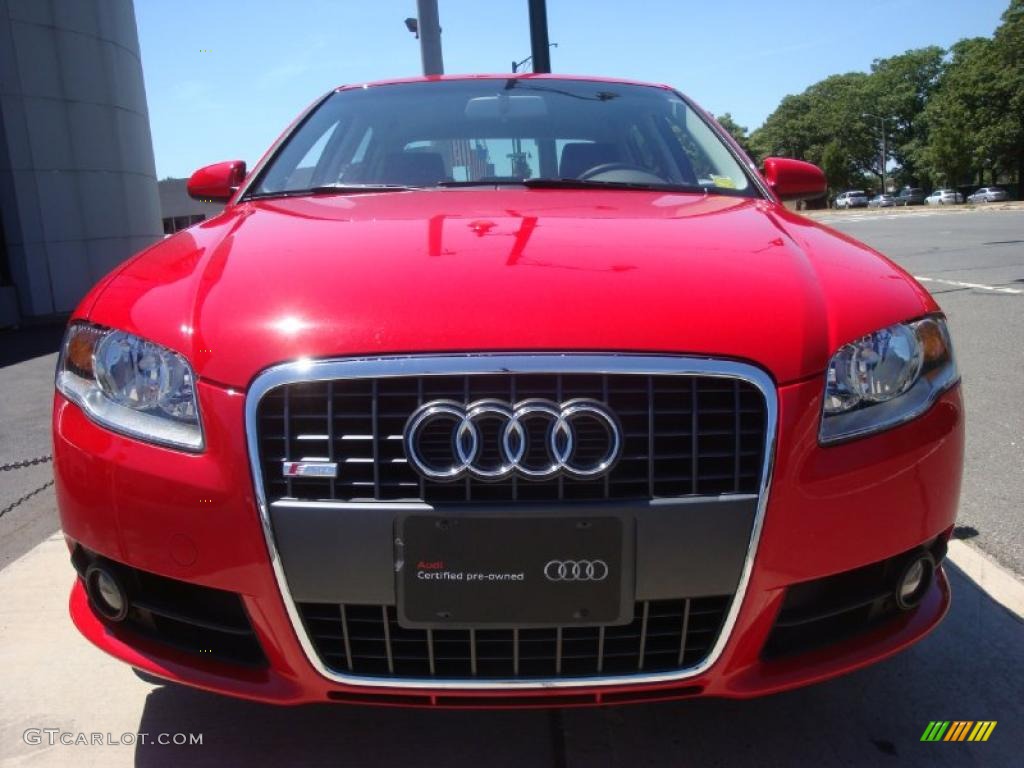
[
  {"xmin": 298, "ymin": 597, "xmax": 730, "ymax": 679},
  {"xmin": 257, "ymin": 373, "xmax": 766, "ymax": 504}
]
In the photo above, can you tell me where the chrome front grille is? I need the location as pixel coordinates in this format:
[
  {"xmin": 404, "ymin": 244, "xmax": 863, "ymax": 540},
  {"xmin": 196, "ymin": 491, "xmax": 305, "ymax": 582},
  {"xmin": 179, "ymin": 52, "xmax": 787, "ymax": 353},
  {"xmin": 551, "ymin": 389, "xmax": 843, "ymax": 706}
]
[
  {"xmin": 256, "ymin": 373, "xmax": 767, "ymax": 504},
  {"xmin": 246, "ymin": 355, "xmax": 777, "ymax": 690},
  {"xmin": 298, "ymin": 597, "xmax": 731, "ymax": 679}
]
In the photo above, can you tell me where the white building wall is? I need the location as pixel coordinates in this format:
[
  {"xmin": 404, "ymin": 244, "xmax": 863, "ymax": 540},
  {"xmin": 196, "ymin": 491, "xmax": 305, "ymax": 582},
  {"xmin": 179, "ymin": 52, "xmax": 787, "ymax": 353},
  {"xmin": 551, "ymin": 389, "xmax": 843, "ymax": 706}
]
[{"xmin": 0, "ymin": 0, "xmax": 161, "ymax": 322}]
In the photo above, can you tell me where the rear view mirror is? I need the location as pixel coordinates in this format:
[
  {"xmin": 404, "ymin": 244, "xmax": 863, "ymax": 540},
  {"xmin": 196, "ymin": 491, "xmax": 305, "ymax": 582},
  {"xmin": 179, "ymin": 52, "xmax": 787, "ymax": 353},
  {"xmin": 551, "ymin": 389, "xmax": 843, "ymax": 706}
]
[
  {"xmin": 465, "ymin": 94, "xmax": 547, "ymax": 120},
  {"xmin": 187, "ymin": 160, "xmax": 247, "ymax": 202}
]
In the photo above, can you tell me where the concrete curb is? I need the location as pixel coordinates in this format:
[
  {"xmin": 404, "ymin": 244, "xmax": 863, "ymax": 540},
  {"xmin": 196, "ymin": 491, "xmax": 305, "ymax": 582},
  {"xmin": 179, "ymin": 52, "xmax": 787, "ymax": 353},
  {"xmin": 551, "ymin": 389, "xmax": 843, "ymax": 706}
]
[{"xmin": 947, "ymin": 539, "xmax": 1024, "ymax": 620}]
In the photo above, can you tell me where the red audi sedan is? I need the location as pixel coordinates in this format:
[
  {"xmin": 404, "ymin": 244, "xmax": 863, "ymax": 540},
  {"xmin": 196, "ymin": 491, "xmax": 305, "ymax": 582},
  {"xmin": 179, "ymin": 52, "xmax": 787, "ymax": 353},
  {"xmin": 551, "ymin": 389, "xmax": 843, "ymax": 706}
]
[{"xmin": 53, "ymin": 75, "xmax": 963, "ymax": 707}]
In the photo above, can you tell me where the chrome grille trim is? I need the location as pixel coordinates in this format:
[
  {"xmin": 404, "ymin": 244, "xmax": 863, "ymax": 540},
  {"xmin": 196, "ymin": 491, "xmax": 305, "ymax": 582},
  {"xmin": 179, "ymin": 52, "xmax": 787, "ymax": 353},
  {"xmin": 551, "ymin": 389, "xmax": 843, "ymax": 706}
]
[
  {"xmin": 245, "ymin": 353, "xmax": 778, "ymax": 690},
  {"xmin": 257, "ymin": 369, "xmax": 766, "ymax": 503}
]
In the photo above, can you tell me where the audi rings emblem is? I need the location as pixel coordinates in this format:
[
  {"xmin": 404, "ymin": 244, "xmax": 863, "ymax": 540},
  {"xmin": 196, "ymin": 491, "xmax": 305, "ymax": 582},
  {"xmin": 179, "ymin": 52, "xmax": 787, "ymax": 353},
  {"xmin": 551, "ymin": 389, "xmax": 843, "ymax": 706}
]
[
  {"xmin": 404, "ymin": 398, "xmax": 622, "ymax": 481},
  {"xmin": 544, "ymin": 559, "xmax": 610, "ymax": 582}
]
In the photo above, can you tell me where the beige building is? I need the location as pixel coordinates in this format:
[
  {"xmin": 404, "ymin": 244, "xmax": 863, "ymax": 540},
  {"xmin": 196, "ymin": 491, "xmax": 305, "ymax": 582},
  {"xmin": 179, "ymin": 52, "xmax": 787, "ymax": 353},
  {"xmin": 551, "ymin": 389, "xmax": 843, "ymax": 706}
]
[{"xmin": 0, "ymin": 0, "xmax": 162, "ymax": 326}]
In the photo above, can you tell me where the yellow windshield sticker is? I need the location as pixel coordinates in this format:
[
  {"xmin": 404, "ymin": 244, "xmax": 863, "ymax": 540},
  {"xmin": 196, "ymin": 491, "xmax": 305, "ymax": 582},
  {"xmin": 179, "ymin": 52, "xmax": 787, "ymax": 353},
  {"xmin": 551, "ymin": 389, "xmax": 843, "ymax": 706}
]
[{"xmin": 711, "ymin": 175, "xmax": 736, "ymax": 189}]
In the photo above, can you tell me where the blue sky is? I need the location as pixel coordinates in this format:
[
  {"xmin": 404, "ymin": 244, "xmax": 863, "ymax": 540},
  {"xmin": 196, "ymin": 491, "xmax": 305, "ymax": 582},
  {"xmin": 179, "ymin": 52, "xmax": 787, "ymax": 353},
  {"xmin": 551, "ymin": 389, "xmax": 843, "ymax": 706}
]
[{"xmin": 136, "ymin": 0, "xmax": 1010, "ymax": 178}]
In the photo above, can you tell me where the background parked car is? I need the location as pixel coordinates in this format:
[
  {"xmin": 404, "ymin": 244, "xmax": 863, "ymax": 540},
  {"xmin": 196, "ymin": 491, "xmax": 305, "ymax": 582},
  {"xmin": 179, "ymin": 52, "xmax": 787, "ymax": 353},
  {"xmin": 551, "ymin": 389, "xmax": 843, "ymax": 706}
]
[
  {"xmin": 868, "ymin": 194, "xmax": 895, "ymax": 208},
  {"xmin": 925, "ymin": 189, "xmax": 963, "ymax": 205},
  {"xmin": 835, "ymin": 190, "xmax": 869, "ymax": 208},
  {"xmin": 967, "ymin": 186, "xmax": 1008, "ymax": 203},
  {"xmin": 895, "ymin": 187, "xmax": 926, "ymax": 205}
]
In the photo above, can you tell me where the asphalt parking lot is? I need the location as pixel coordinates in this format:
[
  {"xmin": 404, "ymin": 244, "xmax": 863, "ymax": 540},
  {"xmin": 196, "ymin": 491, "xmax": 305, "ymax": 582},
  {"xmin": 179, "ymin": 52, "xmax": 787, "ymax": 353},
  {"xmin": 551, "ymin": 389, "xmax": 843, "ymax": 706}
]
[{"xmin": 1, "ymin": 206, "xmax": 1022, "ymax": 767}]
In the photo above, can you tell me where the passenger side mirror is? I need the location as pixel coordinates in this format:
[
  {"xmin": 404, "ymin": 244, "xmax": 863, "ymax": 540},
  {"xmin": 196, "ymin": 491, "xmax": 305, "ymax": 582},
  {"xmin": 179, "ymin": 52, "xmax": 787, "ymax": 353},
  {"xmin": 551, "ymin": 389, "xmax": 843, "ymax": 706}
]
[
  {"xmin": 762, "ymin": 157, "xmax": 827, "ymax": 202},
  {"xmin": 187, "ymin": 160, "xmax": 247, "ymax": 202}
]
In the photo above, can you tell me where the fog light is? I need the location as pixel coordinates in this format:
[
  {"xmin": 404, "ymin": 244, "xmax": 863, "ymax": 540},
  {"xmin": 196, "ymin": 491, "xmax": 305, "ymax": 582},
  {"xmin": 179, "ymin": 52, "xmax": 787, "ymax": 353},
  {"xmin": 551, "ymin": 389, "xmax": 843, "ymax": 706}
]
[
  {"xmin": 85, "ymin": 564, "xmax": 129, "ymax": 622},
  {"xmin": 895, "ymin": 553, "xmax": 934, "ymax": 610}
]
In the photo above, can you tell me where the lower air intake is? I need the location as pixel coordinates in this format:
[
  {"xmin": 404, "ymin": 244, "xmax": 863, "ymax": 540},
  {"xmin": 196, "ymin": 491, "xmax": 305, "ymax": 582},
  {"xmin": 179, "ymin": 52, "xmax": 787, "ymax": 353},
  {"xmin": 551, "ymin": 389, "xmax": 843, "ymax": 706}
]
[{"xmin": 298, "ymin": 597, "xmax": 730, "ymax": 680}]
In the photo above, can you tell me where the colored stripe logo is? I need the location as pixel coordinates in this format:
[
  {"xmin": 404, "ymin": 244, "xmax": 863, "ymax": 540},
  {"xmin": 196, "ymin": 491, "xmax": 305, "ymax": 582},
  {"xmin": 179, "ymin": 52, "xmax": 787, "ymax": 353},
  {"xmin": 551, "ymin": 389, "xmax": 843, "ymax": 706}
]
[{"xmin": 921, "ymin": 721, "xmax": 997, "ymax": 742}]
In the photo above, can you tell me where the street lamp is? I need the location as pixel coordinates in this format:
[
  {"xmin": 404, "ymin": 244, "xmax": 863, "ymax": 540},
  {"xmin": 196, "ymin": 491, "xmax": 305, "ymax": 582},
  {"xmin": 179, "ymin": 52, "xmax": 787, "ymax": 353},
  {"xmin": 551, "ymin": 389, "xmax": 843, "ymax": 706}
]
[{"xmin": 862, "ymin": 113, "xmax": 890, "ymax": 193}]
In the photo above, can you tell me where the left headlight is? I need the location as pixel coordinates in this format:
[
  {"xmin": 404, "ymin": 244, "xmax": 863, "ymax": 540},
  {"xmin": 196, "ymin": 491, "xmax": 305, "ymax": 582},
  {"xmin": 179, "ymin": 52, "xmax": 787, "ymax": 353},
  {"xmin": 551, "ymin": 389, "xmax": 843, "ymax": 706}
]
[
  {"xmin": 821, "ymin": 315, "xmax": 958, "ymax": 444},
  {"xmin": 56, "ymin": 323, "xmax": 204, "ymax": 452}
]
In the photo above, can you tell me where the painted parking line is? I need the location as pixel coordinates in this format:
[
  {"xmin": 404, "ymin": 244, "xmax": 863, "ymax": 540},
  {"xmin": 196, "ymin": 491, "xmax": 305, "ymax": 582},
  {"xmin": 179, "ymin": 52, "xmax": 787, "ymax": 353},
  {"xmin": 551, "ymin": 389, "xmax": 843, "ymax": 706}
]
[{"xmin": 914, "ymin": 276, "xmax": 1023, "ymax": 295}]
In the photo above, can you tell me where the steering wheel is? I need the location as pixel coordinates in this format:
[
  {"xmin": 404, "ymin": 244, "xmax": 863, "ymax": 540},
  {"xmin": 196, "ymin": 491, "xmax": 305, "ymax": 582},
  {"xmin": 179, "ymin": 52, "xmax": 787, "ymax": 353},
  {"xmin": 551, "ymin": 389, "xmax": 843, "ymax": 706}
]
[{"xmin": 578, "ymin": 162, "xmax": 669, "ymax": 184}]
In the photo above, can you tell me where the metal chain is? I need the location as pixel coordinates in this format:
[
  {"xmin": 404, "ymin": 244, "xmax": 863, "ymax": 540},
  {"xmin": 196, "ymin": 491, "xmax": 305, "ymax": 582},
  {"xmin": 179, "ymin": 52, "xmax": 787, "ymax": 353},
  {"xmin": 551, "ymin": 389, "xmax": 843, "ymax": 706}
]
[
  {"xmin": 0, "ymin": 455, "xmax": 53, "ymax": 472},
  {"xmin": 0, "ymin": 455, "xmax": 55, "ymax": 519},
  {"xmin": 0, "ymin": 479, "xmax": 54, "ymax": 519}
]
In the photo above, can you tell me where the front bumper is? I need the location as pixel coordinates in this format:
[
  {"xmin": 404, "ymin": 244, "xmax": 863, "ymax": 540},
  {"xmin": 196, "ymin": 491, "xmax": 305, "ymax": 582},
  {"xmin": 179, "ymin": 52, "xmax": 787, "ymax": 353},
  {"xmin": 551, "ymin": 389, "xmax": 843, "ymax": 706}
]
[{"xmin": 54, "ymin": 374, "xmax": 964, "ymax": 706}]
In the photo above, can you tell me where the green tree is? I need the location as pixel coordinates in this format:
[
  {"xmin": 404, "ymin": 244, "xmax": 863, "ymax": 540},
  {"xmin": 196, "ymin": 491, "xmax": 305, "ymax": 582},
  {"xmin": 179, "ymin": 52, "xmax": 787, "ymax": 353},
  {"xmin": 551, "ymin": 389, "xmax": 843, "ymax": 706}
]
[
  {"xmin": 746, "ymin": 0, "xmax": 1023, "ymax": 191},
  {"xmin": 864, "ymin": 47, "xmax": 946, "ymax": 183},
  {"xmin": 819, "ymin": 141, "xmax": 860, "ymax": 195},
  {"xmin": 913, "ymin": 39, "xmax": 983, "ymax": 185},
  {"xmin": 916, "ymin": 110, "xmax": 974, "ymax": 185},
  {"xmin": 915, "ymin": 37, "xmax": 1002, "ymax": 185},
  {"xmin": 909, "ymin": 3, "xmax": 1021, "ymax": 186},
  {"xmin": 990, "ymin": 0, "xmax": 1024, "ymax": 183},
  {"xmin": 749, "ymin": 73, "xmax": 876, "ymax": 188}
]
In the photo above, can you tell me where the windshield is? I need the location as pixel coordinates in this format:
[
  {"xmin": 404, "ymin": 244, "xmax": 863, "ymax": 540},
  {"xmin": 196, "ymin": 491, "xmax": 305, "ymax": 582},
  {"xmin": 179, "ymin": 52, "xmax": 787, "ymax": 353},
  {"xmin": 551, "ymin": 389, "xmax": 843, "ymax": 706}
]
[{"xmin": 247, "ymin": 79, "xmax": 756, "ymax": 198}]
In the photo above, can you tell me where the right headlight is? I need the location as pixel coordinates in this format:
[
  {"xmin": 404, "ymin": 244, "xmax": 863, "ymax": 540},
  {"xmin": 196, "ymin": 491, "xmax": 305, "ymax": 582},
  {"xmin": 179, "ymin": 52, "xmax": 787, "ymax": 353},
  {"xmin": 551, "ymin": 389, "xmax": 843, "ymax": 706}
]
[
  {"xmin": 55, "ymin": 323, "xmax": 204, "ymax": 452},
  {"xmin": 820, "ymin": 315, "xmax": 958, "ymax": 444}
]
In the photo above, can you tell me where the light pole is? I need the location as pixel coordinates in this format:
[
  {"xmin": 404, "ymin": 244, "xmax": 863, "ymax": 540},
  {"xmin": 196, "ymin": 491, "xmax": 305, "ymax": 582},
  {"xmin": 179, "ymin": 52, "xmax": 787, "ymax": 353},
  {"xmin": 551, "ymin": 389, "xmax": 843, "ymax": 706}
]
[
  {"xmin": 527, "ymin": 0, "xmax": 552, "ymax": 73},
  {"xmin": 405, "ymin": 0, "xmax": 444, "ymax": 75},
  {"xmin": 862, "ymin": 113, "xmax": 889, "ymax": 193}
]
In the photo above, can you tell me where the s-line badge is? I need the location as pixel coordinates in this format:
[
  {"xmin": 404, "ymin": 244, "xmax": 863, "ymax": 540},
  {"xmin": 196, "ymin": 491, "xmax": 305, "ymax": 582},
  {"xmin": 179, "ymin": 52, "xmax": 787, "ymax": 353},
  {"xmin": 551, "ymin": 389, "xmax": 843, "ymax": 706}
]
[{"xmin": 281, "ymin": 461, "xmax": 338, "ymax": 478}]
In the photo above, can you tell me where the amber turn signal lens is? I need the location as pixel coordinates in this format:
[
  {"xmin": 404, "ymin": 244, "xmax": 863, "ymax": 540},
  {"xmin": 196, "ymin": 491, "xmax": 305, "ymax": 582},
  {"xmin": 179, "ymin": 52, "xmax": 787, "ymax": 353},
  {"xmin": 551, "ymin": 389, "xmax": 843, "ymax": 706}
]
[
  {"xmin": 916, "ymin": 319, "xmax": 948, "ymax": 364},
  {"xmin": 66, "ymin": 331, "xmax": 97, "ymax": 376}
]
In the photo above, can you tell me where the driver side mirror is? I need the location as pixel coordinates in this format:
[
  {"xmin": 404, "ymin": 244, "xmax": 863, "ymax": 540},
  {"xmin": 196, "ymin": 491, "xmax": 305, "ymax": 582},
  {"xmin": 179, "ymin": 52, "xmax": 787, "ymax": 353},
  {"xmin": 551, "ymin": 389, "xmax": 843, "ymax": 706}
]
[
  {"xmin": 187, "ymin": 160, "xmax": 247, "ymax": 202},
  {"xmin": 762, "ymin": 157, "xmax": 827, "ymax": 202}
]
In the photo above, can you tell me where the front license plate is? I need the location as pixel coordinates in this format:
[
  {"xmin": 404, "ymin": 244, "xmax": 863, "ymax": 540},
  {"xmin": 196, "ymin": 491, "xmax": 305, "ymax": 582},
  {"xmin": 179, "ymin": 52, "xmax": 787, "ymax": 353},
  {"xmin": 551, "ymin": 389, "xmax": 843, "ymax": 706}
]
[{"xmin": 396, "ymin": 515, "xmax": 631, "ymax": 629}]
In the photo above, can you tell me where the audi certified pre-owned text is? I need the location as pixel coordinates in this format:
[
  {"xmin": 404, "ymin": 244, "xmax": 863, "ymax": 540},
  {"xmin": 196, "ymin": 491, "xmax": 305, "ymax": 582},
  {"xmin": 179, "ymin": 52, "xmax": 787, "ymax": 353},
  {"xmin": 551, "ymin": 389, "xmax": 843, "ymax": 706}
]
[{"xmin": 54, "ymin": 75, "xmax": 963, "ymax": 707}]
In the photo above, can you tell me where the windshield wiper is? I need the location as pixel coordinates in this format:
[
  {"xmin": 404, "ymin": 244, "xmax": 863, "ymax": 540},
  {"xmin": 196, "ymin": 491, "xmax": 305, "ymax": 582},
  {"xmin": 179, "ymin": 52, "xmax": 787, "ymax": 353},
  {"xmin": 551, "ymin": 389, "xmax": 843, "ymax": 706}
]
[
  {"xmin": 435, "ymin": 178, "xmax": 706, "ymax": 193},
  {"xmin": 435, "ymin": 180, "xmax": 531, "ymax": 188},
  {"xmin": 248, "ymin": 179, "xmax": 710, "ymax": 198},
  {"xmin": 521, "ymin": 178, "xmax": 706, "ymax": 193},
  {"xmin": 245, "ymin": 183, "xmax": 416, "ymax": 200}
]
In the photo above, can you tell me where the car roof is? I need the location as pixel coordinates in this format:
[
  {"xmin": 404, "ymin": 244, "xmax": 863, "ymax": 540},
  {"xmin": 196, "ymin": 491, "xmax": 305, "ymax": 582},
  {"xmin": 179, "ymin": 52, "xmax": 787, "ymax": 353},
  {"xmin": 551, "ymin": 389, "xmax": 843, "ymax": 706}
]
[{"xmin": 334, "ymin": 73, "xmax": 676, "ymax": 92}]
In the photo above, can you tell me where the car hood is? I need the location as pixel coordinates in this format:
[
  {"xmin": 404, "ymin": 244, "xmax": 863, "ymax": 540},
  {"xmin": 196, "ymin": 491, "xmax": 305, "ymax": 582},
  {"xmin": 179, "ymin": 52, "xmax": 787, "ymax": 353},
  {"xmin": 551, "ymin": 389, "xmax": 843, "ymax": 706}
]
[{"xmin": 86, "ymin": 189, "xmax": 935, "ymax": 388}]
